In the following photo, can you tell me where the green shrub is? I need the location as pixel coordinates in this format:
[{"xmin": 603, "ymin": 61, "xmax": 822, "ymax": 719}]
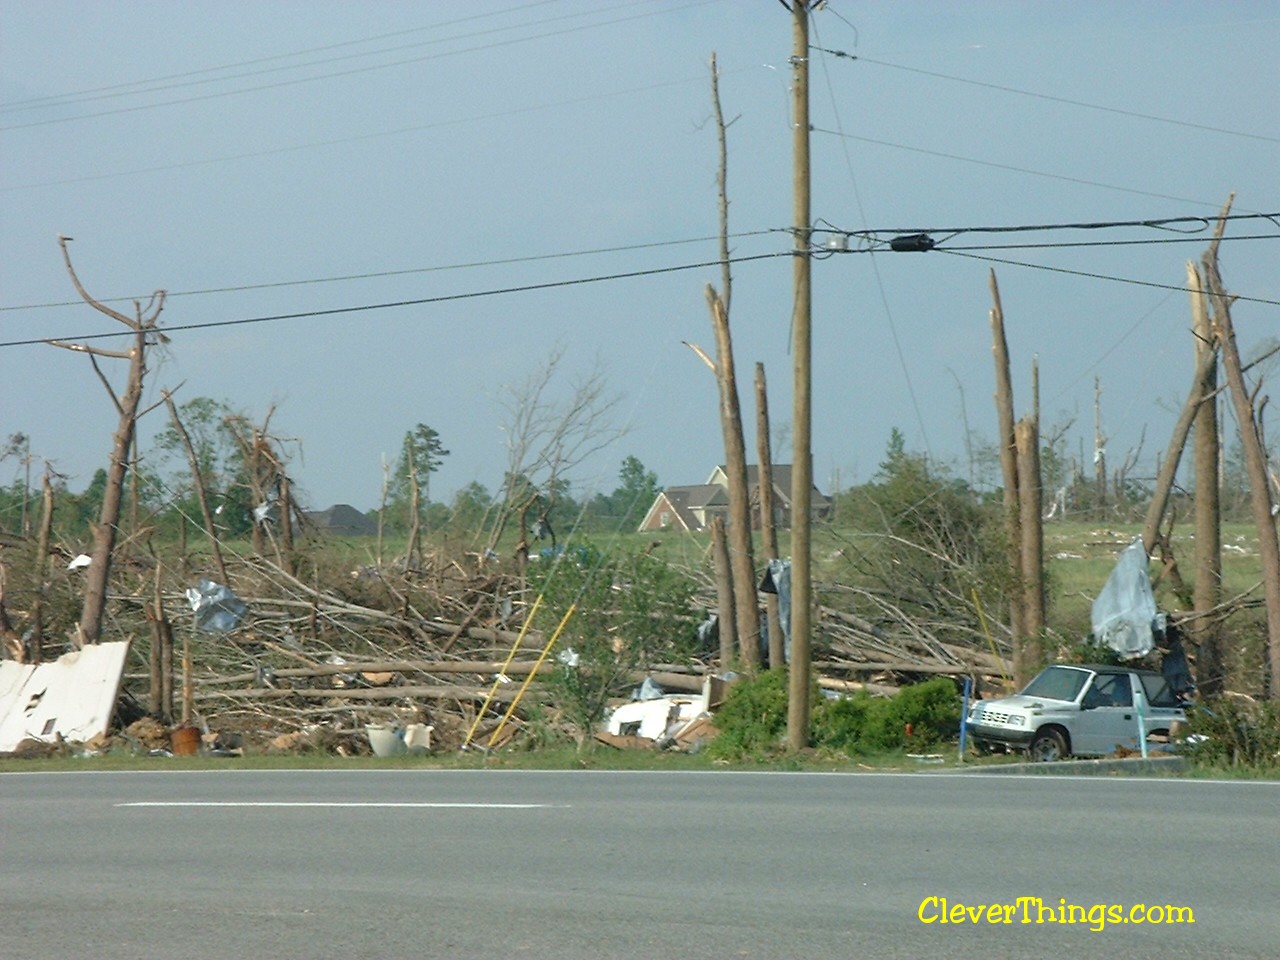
[
  {"xmin": 877, "ymin": 677, "xmax": 964, "ymax": 750},
  {"xmin": 813, "ymin": 677, "xmax": 961, "ymax": 755},
  {"xmin": 1184, "ymin": 696, "xmax": 1280, "ymax": 771},
  {"xmin": 711, "ymin": 673, "xmax": 963, "ymax": 759},
  {"xmin": 706, "ymin": 670, "xmax": 793, "ymax": 760},
  {"xmin": 531, "ymin": 542, "xmax": 698, "ymax": 747},
  {"xmin": 811, "ymin": 692, "xmax": 876, "ymax": 754}
]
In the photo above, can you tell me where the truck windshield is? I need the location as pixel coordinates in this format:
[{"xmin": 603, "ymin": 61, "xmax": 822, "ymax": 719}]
[{"xmin": 1021, "ymin": 666, "xmax": 1089, "ymax": 702}]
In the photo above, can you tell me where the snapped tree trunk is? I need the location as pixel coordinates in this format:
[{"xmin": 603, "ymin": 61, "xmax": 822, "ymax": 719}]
[
  {"xmin": 49, "ymin": 237, "xmax": 165, "ymax": 647},
  {"xmin": 1188, "ymin": 260, "xmax": 1224, "ymax": 694},
  {"xmin": 1094, "ymin": 377, "xmax": 1107, "ymax": 518},
  {"xmin": 1015, "ymin": 416, "xmax": 1045, "ymax": 673},
  {"xmin": 31, "ymin": 472, "xmax": 55, "ymax": 662},
  {"xmin": 755, "ymin": 362, "xmax": 785, "ymax": 669},
  {"xmin": 1140, "ymin": 339, "xmax": 1220, "ymax": 555},
  {"xmin": 163, "ymin": 391, "xmax": 228, "ymax": 585},
  {"xmin": 1203, "ymin": 197, "xmax": 1280, "ymax": 698},
  {"xmin": 706, "ymin": 286, "xmax": 760, "ymax": 668},
  {"xmin": 989, "ymin": 271, "xmax": 1027, "ymax": 679},
  {"xmin": 705, "ymin": 55, "xmax": 759, "ymax": 668},
  {"xmin": 709, "ymin": 516, "xmax": 737, "ymax": 667}
]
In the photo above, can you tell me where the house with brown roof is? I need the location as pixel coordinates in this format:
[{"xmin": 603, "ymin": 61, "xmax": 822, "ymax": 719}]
[
  {"xmin": 636, "ymin": 483, "xmax": 728, "ymax": 533},
  {"xmin": 638, "ymin": 465, "xmax": 830, "ymax": 533}
]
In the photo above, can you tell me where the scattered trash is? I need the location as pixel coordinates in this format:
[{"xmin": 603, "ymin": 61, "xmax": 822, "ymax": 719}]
[
  {"xmin": 403, "ymin": 723, "xmax": 434, "ymax": 753},
  {"xmin": 269, "ymin": 731, "xmax": 304, "ymax": 752},
  {"xmin": 170, "ymin": 726, "xmax": 201, "ymax": 756},
  {"xmin": 362, "ymin": 722, "xmax": 435, "ymax": 757},
  {"xmin": 366, "ymin": 723, "xmax": 412, "ymax": 757},
  {"xmin": 67, "ymin": 554, "xmax": 92, "ymax": 570},
  {"xmin": 634, "ymin": 676, "xmax": 666, "ymax": 701},
  {"xmin": 125, "ymin": 716, "xmax": 171, "ymax": 752},
  {"xmin": 599, "ymin": 675, "xmax": 725, "ymax": 752},
  {"xmin": 185, "ymin": 579, "xmax": 248, "ymax": 633},
  {"xmin": 759, "ymin": 559, "xmax": 792, "ymax": 658},
  {"xmin": 327, "ymin": 655, "xmax": 356, "ymax": 688}
]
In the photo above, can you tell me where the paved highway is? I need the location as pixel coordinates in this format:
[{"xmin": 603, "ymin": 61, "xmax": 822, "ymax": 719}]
[{"xmin": 1, "ymin": 768, "xmax": 1276, "ymax": 959}]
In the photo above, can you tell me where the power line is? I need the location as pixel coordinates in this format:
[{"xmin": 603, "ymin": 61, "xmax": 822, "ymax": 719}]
[
  {"xmin": 0, "ymin": 232, "xmax": 774, "ymax": 313},
  {"xmin": 810, "ymin": 19, "xmax": 932, "ymax": 454},
  {"xmin": 2, "ymin": 68, "xmax": 745, "ymax": 193},
  {"xmin": 938, "ymin": 233, "xmax": 1279, "ymax": 252},
  {"xmin": 0, "ymin": 252, "xmax": 790, "ymax": 349},
  {"xmin": 7, "ymin": 223, "xmax": 1270, "ymax": 318},
  {"xmin": 0, "ymin": 0, "xmax": 719, "ymax": 132},
  {"xmin": 0, "ymin": 0, "xmax": 566, "ymax": 111},
  {"xmin": 810, "ymin": 126, "xmax": 1236, "ymax": 208},
  {"xmin": 812, "ymin": 48, "xmax": 1280, "ymax": 145},
  {"xmin": 934, "ymin": 248, "xmax": 1280, "ymax": 307},
  {"xmin": 827, "ymin": 211, "xmax": 1279, "ymax": 240}
]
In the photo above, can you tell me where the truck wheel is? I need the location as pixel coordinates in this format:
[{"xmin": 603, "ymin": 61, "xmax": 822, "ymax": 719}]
[{"xmin": 1030, "ymin": 729, "xmax": 1067, "ymax": 762}]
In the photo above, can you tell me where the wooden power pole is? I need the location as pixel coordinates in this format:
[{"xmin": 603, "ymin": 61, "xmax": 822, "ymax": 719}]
[{"xmin": 787, "ymin": 0, "xmax": 814, "ymax": 751}]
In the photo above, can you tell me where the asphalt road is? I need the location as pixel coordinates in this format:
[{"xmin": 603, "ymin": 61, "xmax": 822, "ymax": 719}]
[{"xmin": 1, "ymin": 768, "xmax": 1276, "ymax": 959}]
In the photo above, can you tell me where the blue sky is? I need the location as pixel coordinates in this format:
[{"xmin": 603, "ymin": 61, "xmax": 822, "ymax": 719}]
[{"xmin": 2, "ymin": 1, "xmax": 1277, "ymax": 512}]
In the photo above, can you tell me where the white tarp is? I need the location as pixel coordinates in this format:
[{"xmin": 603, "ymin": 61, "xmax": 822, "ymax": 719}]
[
  {"xmin": 1091, "ymin": 539, "xmax": 1159, "ymax": 659},
  {"xmin": 0, "ymin": 641, "xmax": 129, "ymax": 751}
]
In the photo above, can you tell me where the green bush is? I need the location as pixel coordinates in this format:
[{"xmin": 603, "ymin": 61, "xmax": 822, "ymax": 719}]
[
  {"xmin": 710, "ymin": 673, "xmax": 963, "ymax": 759},
  {"xmin": 705, "ymin": 669, "xmax": 793, "ymax": 760},
  {"xmin": 1184, "ymin": 696, "xmax": 1280, "ymax": 771},
  {"xmin": 530, "ymin": 542, "xmax": 698, "ymax": 747},
  {"xmin": 878, "ymin": 677, "xmax": 964, "ymax": 749},
  {"xmin": 813, "ymin": 677, "xmax": 962, "ymax": 755},
  {"xmin": 810, "ymin": 692, "xmax": 875, "ymax": 753}
]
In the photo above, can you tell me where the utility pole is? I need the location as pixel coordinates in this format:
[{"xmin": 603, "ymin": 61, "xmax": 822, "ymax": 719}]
[{"xmin": 787, "ymin": 0, "xmax": 814, "ymax": 751}]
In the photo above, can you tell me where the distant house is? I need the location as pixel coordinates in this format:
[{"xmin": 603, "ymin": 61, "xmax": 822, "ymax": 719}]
[
  {"xmin": 638, "ymin": 465, "xmax": 831, "ymax": 533},
  {"xmin": 636, "ymin": 484, "xmax": 728, "ymax": 533},
  {"xmin": 305, "ymin": 503, "xmax": 378, "ymax": 537}
]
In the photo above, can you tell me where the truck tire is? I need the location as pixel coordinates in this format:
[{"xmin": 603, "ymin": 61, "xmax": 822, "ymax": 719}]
[{"xmin": 1030, "ymin": 728, "xmax": 1068, "ymax": 762}]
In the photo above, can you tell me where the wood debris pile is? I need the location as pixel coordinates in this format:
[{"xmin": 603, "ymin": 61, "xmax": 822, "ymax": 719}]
[{"xmin": 1, "ymin": 535, "xmax": 1013, "ymax": 757}]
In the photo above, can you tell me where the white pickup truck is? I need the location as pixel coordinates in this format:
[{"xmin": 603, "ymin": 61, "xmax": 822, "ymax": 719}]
[{"xmin": 965, "ymin": 663, "xmax": 1186, "ymax": 761}]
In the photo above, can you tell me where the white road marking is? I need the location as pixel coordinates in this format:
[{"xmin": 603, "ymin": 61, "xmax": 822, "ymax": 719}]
[{"xmin": 115, "ymin": 801, "xmax": 568, "ymax": 809}]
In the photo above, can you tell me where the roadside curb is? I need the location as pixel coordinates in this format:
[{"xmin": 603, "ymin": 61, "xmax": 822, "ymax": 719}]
[{"xmin": 961, "ymin": 754, "xmax": 1187, "ymax": 776}]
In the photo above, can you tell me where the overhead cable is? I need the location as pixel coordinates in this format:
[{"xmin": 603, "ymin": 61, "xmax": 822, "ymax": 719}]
[
  {"xmin": 0, "ymin": 252, "xmax": 789, "ymax": 349},
  {"xmin": 812, "ymin": 47, "xmax": 1279, "ymax": 144},
  {"xmin": 935, "ymin": 248, "xmax": 1280, "ymax": 307},
  {"xmin": 810, "ymin": 126, "xmax": 1237, "ymax": 208},
  {"xmin": 0, "ymin": 231, "xmax": 775, "ymax": 313},
  {"xmin": 1, "ymin": 0, "xmax": 720, "ymax": 131}
]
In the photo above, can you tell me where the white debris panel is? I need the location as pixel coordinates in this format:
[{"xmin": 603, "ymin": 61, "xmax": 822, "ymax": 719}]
[{"xmin": 0, "ymin": 641, "xmax": 130, "ymax": 751}]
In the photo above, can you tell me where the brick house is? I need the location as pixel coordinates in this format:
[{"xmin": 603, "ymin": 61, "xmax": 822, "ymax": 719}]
[{"xmin": 638, "ymin": 465, "xmax": 830, "ymax": 533}]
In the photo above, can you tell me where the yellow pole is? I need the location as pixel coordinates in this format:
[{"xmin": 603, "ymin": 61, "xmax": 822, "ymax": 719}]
[
  {"xmin": 462, "ymin": 595, "xmax": 542, "ymax": 749},
  {"xmin": 487, "ymin": 603, "xmax": 576, "ymax": 749},
  {"xmin": 971, "ymin": 588, "xmax": 1010, "ymax": 685}
]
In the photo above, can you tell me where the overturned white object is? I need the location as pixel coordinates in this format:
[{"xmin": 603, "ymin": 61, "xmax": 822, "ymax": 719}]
[
  {"xmin": 365, "ymin": 723, "xmax": 406, "ymax": 757},
  {"xmin": 403, "ymin": 723, "xmax": 434, "ymax": 753},
  {"xmin": 67, "ymin": 554, "xmax": 92, "ymax": 570},
  {"xmin": 605, "ymin": 678, "xmax": 712, "ymax": 741},
  {"xmin": 0, "ymin": 641, "xmax": 129, "ymax": 752}
]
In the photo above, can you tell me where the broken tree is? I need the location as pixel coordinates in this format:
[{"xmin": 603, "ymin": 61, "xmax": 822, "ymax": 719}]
[
  {"xmin": 48, "ymin": 237, "xmax": 166, "ymax": 647},
  {"xmin": 1202, "ymin": 196, "xmax": 1280, "ymax": 698},
  {"xmin": 701, "ymin": 52, "xmax": 760, "ymax": 668}
]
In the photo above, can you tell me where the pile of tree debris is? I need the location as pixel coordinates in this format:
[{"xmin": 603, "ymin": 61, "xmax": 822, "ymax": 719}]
[{"xmin": 0, "ymin": 534, "xmax": 1013, "ymax": 758}]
